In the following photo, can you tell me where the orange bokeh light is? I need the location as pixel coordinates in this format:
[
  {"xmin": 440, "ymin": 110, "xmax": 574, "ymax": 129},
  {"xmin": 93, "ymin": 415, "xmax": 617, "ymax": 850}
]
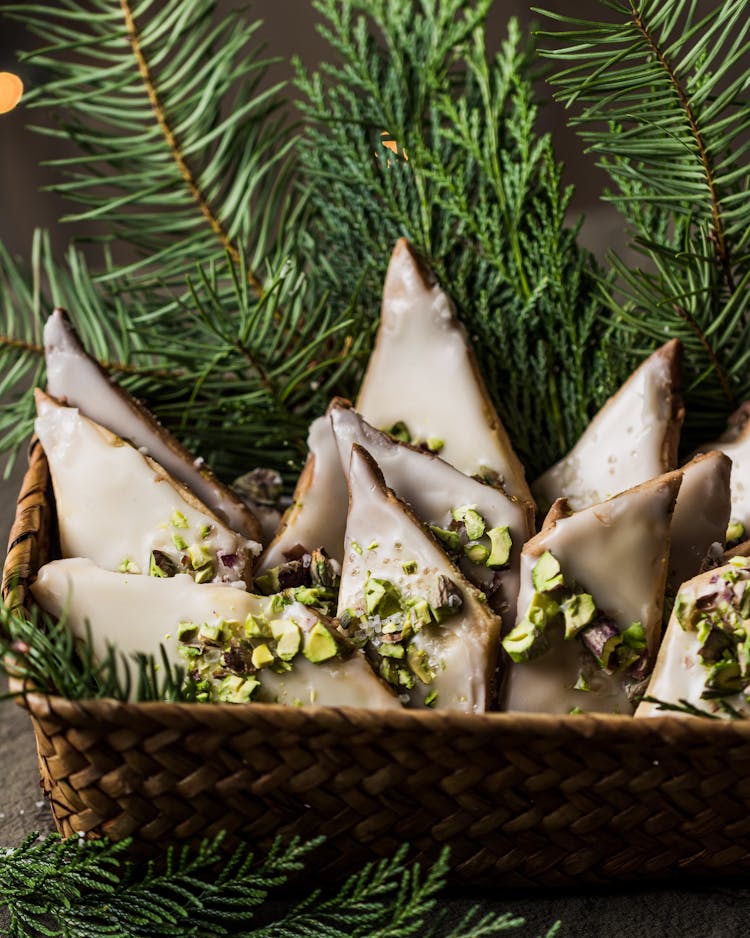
[{"xmin": 0, "ymin": 72, "xmax": 23, "ymax": 115}]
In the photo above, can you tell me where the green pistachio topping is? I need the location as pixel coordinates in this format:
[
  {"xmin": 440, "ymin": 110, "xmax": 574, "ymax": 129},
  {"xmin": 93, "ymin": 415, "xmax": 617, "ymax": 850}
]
[
  {"xmin": 486, "ymin": 526, "xmax": 512, "ymax": 568},
  {"xmin": 502, "ymin": 620, "xmax": 549, "ymax": 663},
  {"xmin": 271, "ymin": 619, "xmax": 302, "ymax": 660},
  {"xmin": 562, "ymin": 592, "xmax": 596, "ymax": 639},
  {"xmin": 365, "ymin": 577, "xmax": 403, "ymax": 617},
  {"xmin": 531, "ymin": 551, "xmax": 564, "ymax": 593},
  {"xmin": 402, "ymin": 560, "xmax": 418, "ymax": 575},
  {"xmin": 251, "ymin": 643, "xmax": 275, "ymax": 669},
  {"xmin": 270, "ymin": 593, "xmax": 291, "ymax": 612},
  {"xmin": 218, "ymin": 674, "xmax": 259, "ymax": 703},
  {"xmin": 188, "ymin": 543, "xmax": 211, "ymax": 570},
  {"xmin": 177, "ymin": 621, "xmax": 198, "ymax": 642},
  {"xmin": 452, "ymin": 505, "xmax": 486, "ymax": 541},
  {"xmin": 199, "ymin": 622, "xmax": 224, "ymax": 643},
  {"xmin": 701, "ymin": 660, "xmax": 743, "ymax": 699},
  {"xmin": 149, "ymin": 549, "xmax": 178, "ymax": 578},
  {"xmin": 171, "ymin": 510, "xmax": 189, "ymax": 529},
  {"xmin": 245, "ymin": 614, "xmax": 271, "ymax": 638},
  {"xmin": 366, "ymin": 540, "xmax": 379, "ymax": 551},
  {"xmin": 408, "ymin": 598, "xmax": 432, "ymax": 628},
  {"xmin": 172, "ymin": 534, "xmax": 188, "ymax": 551},
  {"xmin": 573, "ymin": 673, "xmax": 590, "ymax": 692},
  {"xmin": 351, "ymin": 541, "xmax": 363, "ymax": 556},
  {"xmin": 464, "ymin": 542, "xmax": 490, "ymax": 565},
  {"xmin": 428, "ymin": 525, "xmax": 460, "ymax": 552},
  {"xmin": 526, "ymin": 591, "xmax": 561, "ymax": 629},
  {"xmin": 430, "ymin": 575, "xmax": 464, "ymax": 622},
  {"xmin": 199, "ymin": 524, "xmax": 212, "ymax": 540},
  {"xmin": 294, "ymin": 586, "xmax": 323, "ymax": 606},
  {"xmin": 407, "ymin": 645, "xmax": 435, "ymax": 684},
  {"xmin": 674, "ymin": 591, "xmax": 698, "ymax": 630},
  {"xmin": 380, "ymin": 642, "xmax": 405, "ymax": 659},
  {"xmin": 424, "ymin": 690, "xmax": 438, "ymax": 707},
  {"xmin": 620, "ymin": 621, "xmax": 646, "ymax": 652},
  {"xmin": 387, "ymin": 420, "xmax": 412, "ymax": 443},
  {"xmin": 303, "ymin": 622, "xmax": 338, "ymax": 663},
  {"xmin": 118, "ymin": 557, "xmax": 139, "ymax": 574},
  {"xmin": 727, "ymin": 520, "xmax": 745, "ymax": 543},
  {"xmin": 194, "ymin": 563, "xmax": 215, "ymax": 584},
  {"xmin": 426, "ymin": 437, "xmax": 444, "ymax": 453}
]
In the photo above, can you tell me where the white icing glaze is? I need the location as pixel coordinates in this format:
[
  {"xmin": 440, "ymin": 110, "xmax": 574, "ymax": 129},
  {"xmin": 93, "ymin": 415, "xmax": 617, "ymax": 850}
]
[
  {"xmin": 31, "ymin": 559, "xmax": 400, "ymax": 708},
  {"xmin": 331, "ymin": 404, "xmax": 532, "ymax": 627},
  {"xmin": 43, "ymin": 310, "xmax": 260, "ymax": 542},
  {"xmin": 504, "ymin": 477, "xmax": 679, "ymax": 715},
  {"xmin": 356, "ymin": 240, "xmax": 531, "ymax": 502},
  {"xmin": 699, "ymin": 426, "xmax": 750, "ymax": 530},
  {"xmin": 338, "ymin": 446, "xmax": 502, "ymax": 712},
  {"xmin": 668, "ymin": 451, "xmax": 731, "ymax": 595},
  {"xmin": 258, "ymin": 415, "xmax": 349, "ymax": 569},
  {"xmin": 534, "ymin": 344, "xmax": 678, "ymax": 511},
  {"xmin": 35, "ymin": 394, "xmax": 255, "ymax": 582}
]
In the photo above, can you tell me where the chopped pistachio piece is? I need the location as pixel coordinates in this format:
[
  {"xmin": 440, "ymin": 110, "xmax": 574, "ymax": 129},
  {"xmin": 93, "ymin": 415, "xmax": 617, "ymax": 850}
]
[
  {"xmin": 245, "ymin": 614, "xmax": 271, "ymax": 638},
  {"xmin": 426, "ymin": 437, "xmax": 444, "ymax": 453},
  {"xmin": 727, "ymin": 520, "xmax": 745, "ymax": 543},
  {"xmin": 351, "ymin": 541, "xmax": 363, "ymax": 556},
  {"xmin": 402, "ymin": 560, "xmax": 418, "ymax": 575},
  {"xmin": 486, "ymin": 526, "xmax": 512, "ymax": 569},
  {"xmin": 674, "ymin": 592, "xmax": 698, "ymax": 631},
  {"xmin": 409, "ymin": 598, "xmax": 432, "ymax": 628},
  {"xmin": 531, "ymin": 551, "xmax": 564, "ymax": 592},
  {"xmin": 387, "ymin": 420, "xmax": 412, "ymax": 443},
  {"xmin": 407, "ymin": 645, "xmax": 435, "ymax": 684},
  {"xmin": 177, "ymin": 620, "xmax": 198, "ymax": 642},
  {"xmin": 271, "ymin": 619, "xmax": 302, "ymax": 660},
  {"xmin": 366, "ymin": 540, "xmax": 379, "ymax": 551},
  {"xmin": 171, "ymin": 510, "xmax": 189, "ymax": 529},
  {"xmin": 525, "ymin": 591, "xmax": 560, "ymax": 629},
  {"xmin": 702, "ymin": 660, "xmax": 743, "ymax": 699},
  {"xmin": 171, "ymin": 534, "xmax": 188, "ymax": 551},
  {"xmin": 194, "ymin": 563, "xmax": 215, "ymax": 584},
  {"xmin": 188, "ymin": 543, "xmax": 211, "ymax": 570},
  {"xmin": 365, "ymin": 577, "xmax": 402, "ymax": 617},
  {"xmin": 149, "ymin": 549, "xmax": 178, "ymax": 578},
  {"xmin": 199, "ymin": 621, "xmax": 224, "ymax": 643},
  {"xmin": 562, "ymin": 592, "xmax": 596, "ymax": 639},
  {"xmin": 303, "ymin": 622, "xmax": 338, "ymax": 663},
  {"xmin": 218, "ymin": 674, "xmax": 259, "ymax": 703},
  {"xmin": 620, "ymin": 621, "xmax": 646, "ymax": 653},
  {"xmin": 294, "ymin": 586, "xmax": 323, "ymax": 606},
  {"xmin": 464, "ymin": 542, "xmax": 490, "ymax": 565},
  {"xmin": 424, "ymin": 690, "xmax": 438, "ymax": 707},
  {"xmin": 199, "ymin": 524, "xmax": 212, "ymax": 540},
  {"xmin": 430, "ymin": 575, "xmax": 463, "ymax": 622},
  {"xmin": 573, "ymin": 673, "xmax": 590, "ymax": 692},
  {"xmin": 380, "ymin": 642, "xmax": 405, "ymax": 659},
  {"xmin": 428, "ymin": 525, "xmax": 460, "ymax": 553},
  {"xmin": 118, "ymin": 557, "xmax": 139, "ymax": 574},
  {"xmin": 502, "ymin": 620, "xmax": 549, "ymax": 662},
  {"xmin": 251, "ymin": 643, "xmax": 275, "ymax": 669}
]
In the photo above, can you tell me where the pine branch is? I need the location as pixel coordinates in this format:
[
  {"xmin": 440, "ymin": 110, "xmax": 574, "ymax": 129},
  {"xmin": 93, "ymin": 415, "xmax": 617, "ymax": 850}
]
[
  {"xmin": 6, "ymin": 0, "xmax": 298, "ymax": 294},
  {"xmin": 536, "ymin": 0, "xmax": 750, "ymax": 446},
  {"xmin": 296, "ymin": 2, "xmax": 620, "ymax": 475},
  {"xmin": 0, "ymin": 833, "xmax": 553, "ymax": 938}
]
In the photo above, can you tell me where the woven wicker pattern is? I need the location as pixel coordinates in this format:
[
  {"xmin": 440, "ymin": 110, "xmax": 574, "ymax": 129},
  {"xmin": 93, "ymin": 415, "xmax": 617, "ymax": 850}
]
[{"xmin": 6, "ymin": 441, "xmax": 750, "ymax": 886}]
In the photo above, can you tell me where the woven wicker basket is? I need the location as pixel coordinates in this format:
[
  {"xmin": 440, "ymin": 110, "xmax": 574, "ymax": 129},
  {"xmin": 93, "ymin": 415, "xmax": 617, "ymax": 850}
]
[{"xmin": 5, "ymin": 438, "xmax": 750, "ymax": 887}]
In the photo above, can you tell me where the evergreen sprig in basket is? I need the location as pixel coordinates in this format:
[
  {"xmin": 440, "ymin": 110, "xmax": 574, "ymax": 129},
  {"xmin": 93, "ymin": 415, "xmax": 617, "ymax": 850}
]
[{"xmin": 6, "ymin": 439, "xmax": 750, "ymax": 889}]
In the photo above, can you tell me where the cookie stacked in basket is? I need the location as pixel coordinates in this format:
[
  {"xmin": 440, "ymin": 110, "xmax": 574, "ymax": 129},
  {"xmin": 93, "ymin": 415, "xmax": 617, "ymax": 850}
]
[{"xmin": 29, "ymin": 238, "xmax": 750, "ymax": 718}]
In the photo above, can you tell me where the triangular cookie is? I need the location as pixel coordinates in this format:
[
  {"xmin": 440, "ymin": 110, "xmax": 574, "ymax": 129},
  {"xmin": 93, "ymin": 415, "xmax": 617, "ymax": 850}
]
[
  {"xmin": 330, "ymin": 400, "xmax": 534, "ymax": 627},
  {"xmin": 35, "ymin": 390, "xmax": 259, "ymax": 585},
  {"xmin": 502, "ymin": 470, "xmax": 682, "ymax": 715},
  {"xmin": 32, "ymin": 558, "xmax": 400, "ymax": 708},
  {"xmin": 636, "ymin": 557, "xmax": 750, "ymax": 719},
  {"xmin": 533, "ymin": 341, "xmax": 684, "ymax": 511},
  {"xmin": 258, "ymin": 408, "xmax": 349, "ymax": 571},
  {"xmin": 44, "ymin": 308, "xmax": 263, "ymax": 542},
  {"xmin": 336, "ymin": 444, "xmax": 502, "ymax": 712},
  {"xmin": 356, "ymin": 238, "xmax": 532, "ymax": 504}
]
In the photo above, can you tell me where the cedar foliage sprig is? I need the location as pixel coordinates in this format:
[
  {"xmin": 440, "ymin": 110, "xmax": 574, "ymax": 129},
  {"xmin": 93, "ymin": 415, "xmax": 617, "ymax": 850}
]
[
  {"xmin": 296, "ymin": 1, "xmax": 619, "ymax": 474},
  {"xmin": 0, "ymin": 833, "xmax": 557, "ymax": 938},
  {"xmin": 536, "ymin": 0, "xmax": 750, "ymax": 448}
]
